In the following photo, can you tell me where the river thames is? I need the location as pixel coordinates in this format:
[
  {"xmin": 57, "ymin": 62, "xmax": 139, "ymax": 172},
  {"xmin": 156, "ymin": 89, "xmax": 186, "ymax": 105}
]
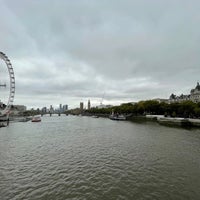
[{"xmin": 0, "ymin": 115, "xmax": 200, "ymax": 200}]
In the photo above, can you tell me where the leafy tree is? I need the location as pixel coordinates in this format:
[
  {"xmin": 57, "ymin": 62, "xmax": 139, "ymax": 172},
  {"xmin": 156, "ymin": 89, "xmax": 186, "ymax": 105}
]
[{"xmin": 194, "ymin": 107, "xmax": 200, "ymax": 118}]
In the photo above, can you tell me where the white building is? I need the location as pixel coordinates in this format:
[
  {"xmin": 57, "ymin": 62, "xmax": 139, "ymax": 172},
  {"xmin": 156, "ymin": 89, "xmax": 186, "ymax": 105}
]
[
  {"xmin": 190, "ymin": 82, "xmax": 200, "ymax": 103},
  {"xmin": 153, "ymin": 98, "xmax": 169, "ymax": 103},
  {"xmin": 169, "ymin": 82, "xmax": 200, "ymax": 103}
]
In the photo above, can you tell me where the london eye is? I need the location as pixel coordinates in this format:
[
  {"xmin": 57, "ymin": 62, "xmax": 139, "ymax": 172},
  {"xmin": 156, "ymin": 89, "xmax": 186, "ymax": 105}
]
[{"xmin": 0, "ymin": 52, "xmax": 15, "ymax": 117}]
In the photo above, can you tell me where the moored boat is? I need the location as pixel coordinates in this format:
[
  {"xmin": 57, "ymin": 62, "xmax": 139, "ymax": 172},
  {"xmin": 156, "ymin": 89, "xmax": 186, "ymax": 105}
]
[
  {"xmin": 109, "ymin": 110, "xmax": 126, "ymax": 121},
  {"xmin": 92, "ymin": 115, "xmax": 99, "ymax": 118},
  {"xmin": 109, "ymin": 114, "xmax": 126, "ymax": 121}
]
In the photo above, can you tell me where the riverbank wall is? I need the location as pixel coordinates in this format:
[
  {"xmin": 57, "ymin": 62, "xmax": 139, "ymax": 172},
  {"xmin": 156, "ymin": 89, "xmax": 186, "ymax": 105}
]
[
  {"xmin": 142, "ymin": 115, "xmax": 200, "ymax": 128},
  {"xmin": 70, "ymin": 113, "xmax": 200, "ymax": 128}
]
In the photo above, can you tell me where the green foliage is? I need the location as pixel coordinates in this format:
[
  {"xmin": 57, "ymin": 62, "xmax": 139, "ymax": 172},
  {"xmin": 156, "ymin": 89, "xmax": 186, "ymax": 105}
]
[
  {"xmin": 194, "ymin": 107, "xmax": 200, "ymax": 118},
  {"xmin": 171, "ymin": 111, "xmax": 176, "ymax": 118},
  {"xmin": 87, "ymin": 100, "xmax": 200, "ymax": 118}
]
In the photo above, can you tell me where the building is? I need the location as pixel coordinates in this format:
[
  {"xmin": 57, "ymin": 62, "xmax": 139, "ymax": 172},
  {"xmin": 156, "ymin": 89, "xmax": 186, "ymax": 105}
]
[
  {"xmin": 80, "ymin": 102, "xmax": 84, "ymax": 111},
  {"xmin": 190, "ymin": 82, "xmax": 200, "ymax": 103},
  {"xmin": 14, "ymin": 105, "xmax": 26, "ymax": 112},
  {"xmin": 59, "ymin": 104, "xmax": 63, "ymax": 113},
  {"xmin": 152, "ymin": 98, "xmax": 169, "ymax": 103},
  {"xmin": 63, "ymin": 104, "xmax": 68, "ymax": 112},
  {"xmin": 7, "ymin": 105, "xmax": 27, "ymax": 115},
  {"xmin": 50, "ymin": 105, "xmax": 54, "ymax": 113},
  {"xmin": 169, "ymin": 82, "xmax": 200, "ymax": 103},
  {"xmin": 97, "ymin": 104, "xmax": 113, "ymax": 109},
  {"xmin": 42, "ymin": 107, "xmax": 47, "ymax": 113},
  {"xmin": 87, "ymin": 100, "xmax": 91, "ymax": 110}
]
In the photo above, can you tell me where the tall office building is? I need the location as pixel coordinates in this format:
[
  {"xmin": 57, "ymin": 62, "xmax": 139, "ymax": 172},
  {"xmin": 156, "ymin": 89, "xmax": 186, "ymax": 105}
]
[
  {"xmin": 42, "ymin": 107, "xmax": 47, "ymax": 113},
  {"xmin": 88, "ymin": 100, "xmax": 91, "ymax": 110},
  {"xmin": 80, "ymin": 102, "xmax": 84, "ymax": 111},
  {"xmin": 63, "ymin": 104, "xmax": 68, "ymax": 111},
  {"xmin": 50, "ymin": 105, "xmax": 54, "ymax": 113},
  {"xmin": 59, "ymin": 104, "xmax": 62, "ymax": 112}
]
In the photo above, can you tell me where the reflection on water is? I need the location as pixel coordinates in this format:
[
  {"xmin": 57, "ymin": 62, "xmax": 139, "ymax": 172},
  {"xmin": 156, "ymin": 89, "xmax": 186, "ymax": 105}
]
[{"xmin": 0, "ymin": 115, "xmax": 200, "ymax": 200}]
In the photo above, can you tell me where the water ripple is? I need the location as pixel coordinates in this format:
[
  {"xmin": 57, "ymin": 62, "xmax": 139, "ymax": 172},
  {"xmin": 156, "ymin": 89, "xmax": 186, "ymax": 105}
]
[{"xmin": 0, "ymin": 116, "xmax": 200, "ymax": 200}]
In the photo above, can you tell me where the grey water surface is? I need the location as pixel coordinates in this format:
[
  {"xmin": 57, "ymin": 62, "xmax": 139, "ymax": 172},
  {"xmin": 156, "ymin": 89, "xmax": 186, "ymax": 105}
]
[{"xmin": 0, "ymin": 115, "xmax": 200, "ymax": 200}]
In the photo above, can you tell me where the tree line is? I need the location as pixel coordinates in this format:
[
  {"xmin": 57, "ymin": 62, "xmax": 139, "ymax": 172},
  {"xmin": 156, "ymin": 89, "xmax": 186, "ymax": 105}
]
[{"xmin": 87, "ymin": 100, "xmax": 200, "ymax": 118}]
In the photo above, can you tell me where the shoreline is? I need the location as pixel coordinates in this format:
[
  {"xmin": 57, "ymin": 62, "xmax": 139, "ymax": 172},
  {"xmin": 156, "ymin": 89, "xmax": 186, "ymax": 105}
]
[
  {"xmin": 83, "ymin": 113, "xmax": 200, "ymax": 128},
  {"xmin": 138, "ymin": 115, "xmax": 200, "ymax": 128},
  {"xmin": 2, "ymin": 113, "xmax": 200, "ymax": 128}
]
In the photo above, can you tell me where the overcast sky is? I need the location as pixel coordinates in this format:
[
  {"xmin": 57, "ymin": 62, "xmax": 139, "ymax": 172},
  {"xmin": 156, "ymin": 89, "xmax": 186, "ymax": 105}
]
[{"xmin": 1, "ymin": 0, "xmax": 200, "ymax": 109}]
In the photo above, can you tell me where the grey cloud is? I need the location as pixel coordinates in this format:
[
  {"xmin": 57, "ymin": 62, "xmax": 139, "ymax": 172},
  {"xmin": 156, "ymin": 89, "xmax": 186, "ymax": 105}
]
[{"xmin": 1, "ymin": 0, "xmax": 200, "ymax": 108}]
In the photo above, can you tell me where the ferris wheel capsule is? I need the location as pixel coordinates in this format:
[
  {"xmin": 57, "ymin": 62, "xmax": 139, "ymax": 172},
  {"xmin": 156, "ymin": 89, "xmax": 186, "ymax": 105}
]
[{"xmin": 0, "ymin": 52, "xmax": 15, "ymax": 116}]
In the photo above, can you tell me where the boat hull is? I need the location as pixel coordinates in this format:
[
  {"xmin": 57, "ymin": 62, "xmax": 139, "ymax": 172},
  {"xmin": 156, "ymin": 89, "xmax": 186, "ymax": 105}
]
[
  {"xmin": 31, "ymin": 116, "xmax": 41, "ymax": 122},
  {"xmin": 109, "ymin": 115, "xmax": 126, "ymax": 121},
  {"xmin": 31, "ymin": 119, "xmax": 41, "ymax": 122}
]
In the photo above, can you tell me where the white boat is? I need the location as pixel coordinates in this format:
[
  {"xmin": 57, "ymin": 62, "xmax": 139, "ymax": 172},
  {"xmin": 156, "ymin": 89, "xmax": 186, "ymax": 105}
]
[
  {"xmin": 92, "ymin": 115, "xmax": 99, "ymax": 118},
  {"xmin": 109, "ymin": 114, "xmax": 126, "ymax": 121},
  {"xmin": 109, "ymin": 110, "xmax": 126, "ymax": 121},
  {"xmin": 31, "ymin": 116, "xmax": 41, "ymax": 122},
  {"xmin": 109, "ymin": 115, "xmax": 126, "ymax": 120}
]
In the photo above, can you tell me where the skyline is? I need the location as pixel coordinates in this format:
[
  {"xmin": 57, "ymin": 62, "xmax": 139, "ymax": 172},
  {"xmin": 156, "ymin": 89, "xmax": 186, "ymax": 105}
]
[
  {"xmin": 1, "ymin": 0, "xmax": 200, "ymax": 109},
  {"xmin": 12, "ymin": 81, "xmax": 200, "ymax": 110}
]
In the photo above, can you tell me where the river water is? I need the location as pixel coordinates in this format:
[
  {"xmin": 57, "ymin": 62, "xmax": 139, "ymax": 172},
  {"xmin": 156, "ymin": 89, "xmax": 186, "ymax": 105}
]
[{"xmin": 0, "ymin": 115, "xmax": 200, "ymax": 200}]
